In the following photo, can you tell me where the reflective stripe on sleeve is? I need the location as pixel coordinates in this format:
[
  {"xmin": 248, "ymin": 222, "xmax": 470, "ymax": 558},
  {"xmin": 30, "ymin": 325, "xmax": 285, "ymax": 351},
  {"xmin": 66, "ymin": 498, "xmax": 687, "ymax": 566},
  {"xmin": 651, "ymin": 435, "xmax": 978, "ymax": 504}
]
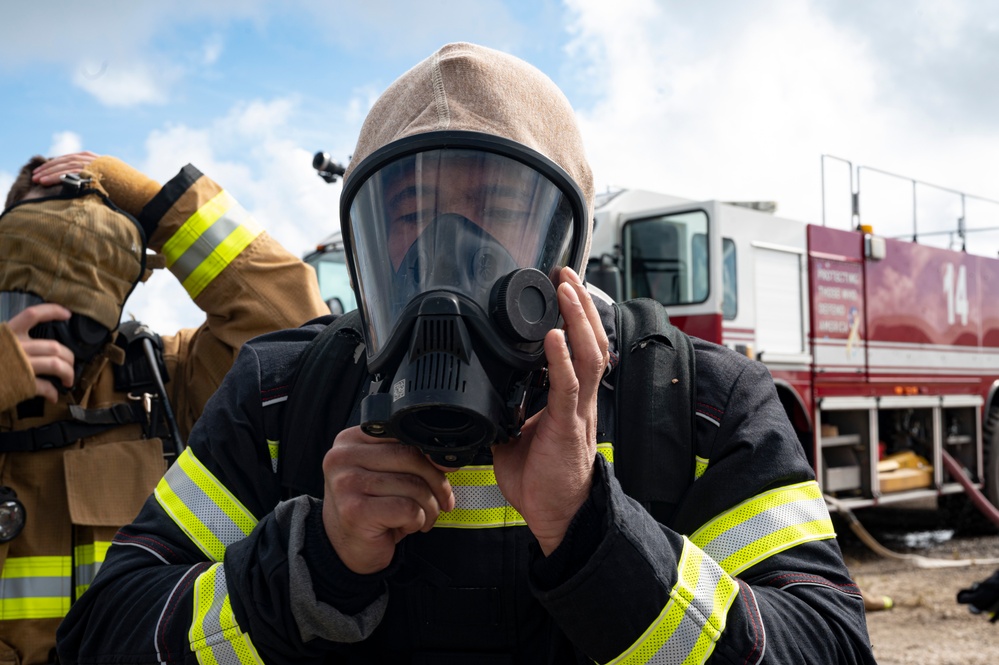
[
  {"xmin": 73, "ymin": 540, "xmax": 113, "ymax": 599},
  {"xmin": 190, "ymin": 563, "xmax": 263, "ymax": 665},
  {"xmin": 266, "ymin": 439, "xmax": 279, "ymax": 474},
  {"xmin": 0, "ymin": 555, "xmax": 71, "ymax": 619},
  {"xmin": 436, "ymin": 444, "xmax": 614, "ymax": 528},
  {"xmin": 606, "ymin": 537, "xmax": 738, "ymax": 665},
  {"xmin": 690, "ymin": 480, "xmax": 836, "ymax": 576},
  {"xmin": 437, "ymin": 466, "xmax": 526, "ymax": 528},
  {"xmin": 694, "ymin": 456, "xmax": 709, "ymax": 480},
  {"xmin": 154, "ymin": 448, "xmax": 258, "ymax": 561},
  {"xmin": 161, "ymin": 190, "xmax": 263, "ymax": 298}
]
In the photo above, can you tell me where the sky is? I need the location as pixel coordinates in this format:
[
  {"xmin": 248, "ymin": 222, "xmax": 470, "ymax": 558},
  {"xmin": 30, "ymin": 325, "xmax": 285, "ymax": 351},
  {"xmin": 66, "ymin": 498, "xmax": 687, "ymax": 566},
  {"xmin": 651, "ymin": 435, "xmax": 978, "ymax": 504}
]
[{"xmin": 2, "ymin": 0, "xmax": 999, "ymax": 332}]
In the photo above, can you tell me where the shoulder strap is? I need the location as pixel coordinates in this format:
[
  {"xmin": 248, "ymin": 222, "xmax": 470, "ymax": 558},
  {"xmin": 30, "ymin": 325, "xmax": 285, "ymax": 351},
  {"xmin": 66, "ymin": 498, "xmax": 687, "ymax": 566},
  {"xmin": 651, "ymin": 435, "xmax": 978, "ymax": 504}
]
[
  {"xmin": 113, "ymin": 320, "xmax": 169, "ymax": 393},
  {"xmin": 279, "ymin": 310, "xmax": 370, "ymax": 498},
  {"xmin": 613, "ymin": 298, "xmax": 697, "ymax": 523},
  {"xmin": 0, "ymin": 319, "xmax": 171, "ymax": 453}
]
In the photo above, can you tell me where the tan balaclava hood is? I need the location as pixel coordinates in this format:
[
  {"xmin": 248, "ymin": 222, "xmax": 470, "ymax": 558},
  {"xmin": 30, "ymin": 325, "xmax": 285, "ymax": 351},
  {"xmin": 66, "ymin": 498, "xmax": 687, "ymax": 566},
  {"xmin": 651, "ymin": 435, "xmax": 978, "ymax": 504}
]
[
  {"xmin": 344, "ymin": 41, "xmax": 596, "ymax": 266},
  {"xmin": 0, "ymin": 173, "xmax": 146, "ymax": 331}
]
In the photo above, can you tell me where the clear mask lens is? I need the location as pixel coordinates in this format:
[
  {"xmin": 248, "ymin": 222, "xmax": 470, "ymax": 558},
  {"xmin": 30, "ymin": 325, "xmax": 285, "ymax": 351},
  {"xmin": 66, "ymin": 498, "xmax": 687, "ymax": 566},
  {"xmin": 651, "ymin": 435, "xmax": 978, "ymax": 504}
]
[{"xmin": 346, "ymin": 148, "xmax": 575, "ymax": 361}]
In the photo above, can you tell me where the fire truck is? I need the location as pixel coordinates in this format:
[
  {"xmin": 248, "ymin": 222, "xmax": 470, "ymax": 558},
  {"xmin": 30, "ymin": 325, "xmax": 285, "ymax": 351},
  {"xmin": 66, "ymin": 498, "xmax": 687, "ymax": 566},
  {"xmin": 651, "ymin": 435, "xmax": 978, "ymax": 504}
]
[
  {"xmin": 305, "ymin": 153, "xmax": 999, "ymax": 516},
  {"xmin": 584, "ymin": 169, "xmax": 999, "ymax": 516}
]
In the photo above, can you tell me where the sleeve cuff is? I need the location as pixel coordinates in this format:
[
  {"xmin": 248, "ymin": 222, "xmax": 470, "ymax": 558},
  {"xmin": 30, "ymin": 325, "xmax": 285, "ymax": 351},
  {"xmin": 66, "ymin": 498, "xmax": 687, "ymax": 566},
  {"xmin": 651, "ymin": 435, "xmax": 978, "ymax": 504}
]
[
  {"xmin": 302, "ymin": 497, "xmax": 401, "ymax": 615},
  {"xmin": 530, "ymin": 455, "xmax": 611, "ymax": 589}
]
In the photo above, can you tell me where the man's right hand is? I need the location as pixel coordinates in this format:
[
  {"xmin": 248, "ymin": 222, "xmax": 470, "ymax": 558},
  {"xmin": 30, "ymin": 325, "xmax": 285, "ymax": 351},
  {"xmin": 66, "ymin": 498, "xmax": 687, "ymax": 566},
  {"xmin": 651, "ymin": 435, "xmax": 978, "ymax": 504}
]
[
  {"xmin": 322, "ymin": 426, "xmax": 455, "ymax": 574},
  {"xmin": 32, "ymin": 151, "xmax": 100, "ymax": 186},
  {"xmin": 7, "ymin": 304, "xmax": 75, "ymax": 402}
]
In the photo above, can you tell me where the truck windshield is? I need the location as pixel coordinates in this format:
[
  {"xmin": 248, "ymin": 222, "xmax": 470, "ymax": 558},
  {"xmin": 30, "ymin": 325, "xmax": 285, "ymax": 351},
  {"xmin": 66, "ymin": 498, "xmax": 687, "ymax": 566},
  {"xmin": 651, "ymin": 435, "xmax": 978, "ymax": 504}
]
[
  {"xmin": 306, "ymin": 249, "xmax": 358, "ymax": 315},
  {"xmin": 623, "ymin": 209, "xmax": 709, "ymax": 306}
]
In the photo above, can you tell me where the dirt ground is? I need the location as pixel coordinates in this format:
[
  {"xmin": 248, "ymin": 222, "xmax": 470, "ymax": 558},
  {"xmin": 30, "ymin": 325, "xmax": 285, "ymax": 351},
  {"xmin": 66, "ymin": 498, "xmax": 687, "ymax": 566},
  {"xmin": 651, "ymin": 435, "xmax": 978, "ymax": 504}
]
[{"xmin": 835, "ymin": 501, "xmax": 999, "ymax": 665}]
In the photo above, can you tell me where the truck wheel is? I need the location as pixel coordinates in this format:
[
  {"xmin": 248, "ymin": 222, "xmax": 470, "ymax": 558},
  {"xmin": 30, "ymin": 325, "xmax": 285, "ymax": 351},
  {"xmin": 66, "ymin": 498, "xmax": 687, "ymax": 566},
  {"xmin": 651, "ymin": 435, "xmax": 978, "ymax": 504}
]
[
  {"xmin": 938, "ymin": 406, "xmax": 999, "ymax": 534},
  {"xmin": 983, "ymin": 406, "xmax": 999, "ymax": 509}
]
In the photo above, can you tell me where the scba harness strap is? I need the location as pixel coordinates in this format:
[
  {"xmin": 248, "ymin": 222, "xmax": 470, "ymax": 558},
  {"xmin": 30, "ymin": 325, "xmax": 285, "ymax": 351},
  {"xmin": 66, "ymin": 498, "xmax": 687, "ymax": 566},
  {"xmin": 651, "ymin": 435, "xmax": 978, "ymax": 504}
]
[
  {"xmin": 0, "ymin": 320, "xmax": 176, "ymax": 453},
  {"xmin": 276, "ymin": 299, "xmax": 697, "ymax": 518}
]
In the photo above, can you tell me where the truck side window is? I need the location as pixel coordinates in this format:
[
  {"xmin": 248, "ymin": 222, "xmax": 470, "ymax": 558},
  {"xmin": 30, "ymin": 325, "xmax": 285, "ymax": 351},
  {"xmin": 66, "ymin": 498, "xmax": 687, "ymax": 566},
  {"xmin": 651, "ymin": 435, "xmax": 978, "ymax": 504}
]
[
  {"xmin": 723, "ymin": 238, "xmax": 737, "ymax": 320},
  {"xmin": 623, "ymin": 209, "xmax": 709, "ymax": 306}
]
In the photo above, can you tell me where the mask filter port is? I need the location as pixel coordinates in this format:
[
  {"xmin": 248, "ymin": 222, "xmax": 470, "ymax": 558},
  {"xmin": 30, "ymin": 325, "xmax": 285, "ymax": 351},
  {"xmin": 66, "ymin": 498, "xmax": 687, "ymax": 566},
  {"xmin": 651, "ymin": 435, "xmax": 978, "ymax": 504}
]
[{"xmin": 491, "ymin": 268, "xmax": 559, "ymax": 343}]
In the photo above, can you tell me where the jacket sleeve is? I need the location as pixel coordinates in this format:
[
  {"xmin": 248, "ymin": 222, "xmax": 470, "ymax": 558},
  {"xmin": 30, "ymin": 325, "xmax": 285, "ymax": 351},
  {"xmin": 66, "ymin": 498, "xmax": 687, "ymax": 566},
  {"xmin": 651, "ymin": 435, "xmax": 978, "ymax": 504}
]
[
  {"xmin": 136, "ymin": 164, "xmax": 330, "ymax": 437},
  {"xmin": 0, "ymin": 323, "xmax": 36, "ymax": 411},
  {"xmin": 531, "ymin": 343, "xmax": 876, "ymax": 664},
  {"xmin": 54, "ymin": 330, "xmax": 374, "ymax": 665}
]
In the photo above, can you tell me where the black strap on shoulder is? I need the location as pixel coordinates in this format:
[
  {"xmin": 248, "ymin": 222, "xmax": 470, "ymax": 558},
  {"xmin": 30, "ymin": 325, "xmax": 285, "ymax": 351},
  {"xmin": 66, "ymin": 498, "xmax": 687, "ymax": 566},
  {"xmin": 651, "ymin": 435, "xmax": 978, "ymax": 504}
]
[
  {"xmin": 0, "ymin": 402, "xmax": 145, "ymax": 452},
  {"xmin": 113, "ymin": 320, "xmax": 169, "ymax": 393},
  {"xmin": 279, "ymin": 310, "xmax": 371, "ymax": 498},
  {"xmin": 613, "ymin": 298, "xmax": 697, "ymax": 523},
  {"xmin": 0, "ymin": 319, "xmax": 175, "ymax": 454}
]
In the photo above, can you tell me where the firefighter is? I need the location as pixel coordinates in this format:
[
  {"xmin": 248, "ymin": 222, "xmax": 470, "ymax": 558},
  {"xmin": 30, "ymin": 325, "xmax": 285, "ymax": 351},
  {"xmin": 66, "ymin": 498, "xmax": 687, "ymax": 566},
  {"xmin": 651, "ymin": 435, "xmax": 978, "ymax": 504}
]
[
  {"xmin": 0, "ymin": 152, "xmax": 328, "ymax": 664},
  {"xmin": 56, "ymin": 43, "xmax": 876, "ymax": 663},
  {"xmin": 958, "ymin": 568, "xmax": 999, "ymax": 622}
]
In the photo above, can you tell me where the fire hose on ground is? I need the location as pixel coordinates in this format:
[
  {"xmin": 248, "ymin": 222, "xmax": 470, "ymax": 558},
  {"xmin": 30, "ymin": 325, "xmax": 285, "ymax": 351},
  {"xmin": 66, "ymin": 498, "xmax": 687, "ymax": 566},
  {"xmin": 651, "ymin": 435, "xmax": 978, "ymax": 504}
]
[{"xmin": 823, "ymin": 449, "xmax": 999, "ymax": 569}]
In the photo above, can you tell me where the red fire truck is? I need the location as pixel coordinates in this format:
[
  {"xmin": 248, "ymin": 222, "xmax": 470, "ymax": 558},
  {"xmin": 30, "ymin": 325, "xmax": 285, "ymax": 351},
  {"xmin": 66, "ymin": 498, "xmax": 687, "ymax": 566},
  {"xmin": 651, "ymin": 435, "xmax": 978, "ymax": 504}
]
[
  {"xmin": 584, "ymin": 174, "xmax": 999, "ymax": 515},
  {"xmin": 305, "ymin": 156, "xmax": 999, "ymax": 515}
]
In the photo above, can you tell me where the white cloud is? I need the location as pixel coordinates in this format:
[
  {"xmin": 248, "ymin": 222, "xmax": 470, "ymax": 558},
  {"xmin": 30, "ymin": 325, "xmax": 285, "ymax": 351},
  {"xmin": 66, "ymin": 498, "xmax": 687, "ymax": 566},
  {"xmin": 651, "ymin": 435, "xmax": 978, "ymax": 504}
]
[
  {"xmin": 564, "ymin": 0, "xmax": 999, "ymax": 246},
  {"xmin": 72, "ymin": 59, "xmax": 176, "ymax": 107},
  {"xmin": 48, "ymin": 131, "xmax": 84, "ymax": 156},
  {"xmin": 203, "ymin": 34, "xmax": 225, "ymax": 66},
  {"xmin": 120, "ymin": 93, "xmax": 361, "ymax": 330}
]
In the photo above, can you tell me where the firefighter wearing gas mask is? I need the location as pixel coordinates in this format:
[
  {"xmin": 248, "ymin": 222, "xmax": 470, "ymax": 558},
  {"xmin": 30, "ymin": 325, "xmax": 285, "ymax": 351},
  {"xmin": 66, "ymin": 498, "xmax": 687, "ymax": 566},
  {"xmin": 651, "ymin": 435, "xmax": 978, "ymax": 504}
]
[
  {"xmin": 56, "ymin": 43, "xmax": 875, "ymax": 665},
  {"xmin": 0, "ymin": 154, "xmax": 327, "ymax": 665}
]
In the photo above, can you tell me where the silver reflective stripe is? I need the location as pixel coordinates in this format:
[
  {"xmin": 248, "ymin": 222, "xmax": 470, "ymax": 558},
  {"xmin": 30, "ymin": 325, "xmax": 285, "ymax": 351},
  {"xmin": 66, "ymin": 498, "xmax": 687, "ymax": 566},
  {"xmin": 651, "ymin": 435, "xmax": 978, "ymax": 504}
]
[
  {"xmin": 607, "ymin": 539, "xmax": 738, "ymax": 665},
  {"xmin": 266, "ymin": 439, "xmax": 279, "ymax": 474},
  {"xmin": 189, "ymin": 563, "xmax": 262, "ymax": 664},
  {"xmin": 452, "ymin": 483, "xmax": 508, "ymax": 510},
  {"xmin": 75, "ymin": 561, "xmax": 99, "ymax": 589},
  {"xmin": 170, "ymin": 203, "xmax": 252, "ymax": 284},
  {"xmin": 700, "ymin": 496, "xmax": 828, "ymax": 568},
  {"xmin": 154, "ymin": 448, "xmax": 257, "ymax": 561},
  {"xmin": 0, "ymin": 575, "xmax": 69, "ymax": 599},
  {"xmin": 690, "ymin": 481, "xmax": 835, "ymax": 576}
]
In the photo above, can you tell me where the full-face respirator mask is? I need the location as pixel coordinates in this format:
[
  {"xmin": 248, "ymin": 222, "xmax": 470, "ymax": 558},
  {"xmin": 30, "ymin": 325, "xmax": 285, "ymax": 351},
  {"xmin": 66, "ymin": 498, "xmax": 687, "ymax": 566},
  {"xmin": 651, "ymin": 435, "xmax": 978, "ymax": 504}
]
[
  {"xmin": 0, "ymin": 291, "xmax": 112, "ymax": 392},
  {"xmin": 340, "ymin": 132, "xmax": 588, "ymax": 466}
]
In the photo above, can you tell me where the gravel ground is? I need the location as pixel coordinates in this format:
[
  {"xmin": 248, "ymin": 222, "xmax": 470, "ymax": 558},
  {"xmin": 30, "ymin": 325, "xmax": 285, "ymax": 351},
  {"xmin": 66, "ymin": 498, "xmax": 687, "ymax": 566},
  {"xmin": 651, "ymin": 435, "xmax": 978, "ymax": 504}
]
[{"xmin": 834, "ymin": 501, "xmax": 999, "ymax": 664}]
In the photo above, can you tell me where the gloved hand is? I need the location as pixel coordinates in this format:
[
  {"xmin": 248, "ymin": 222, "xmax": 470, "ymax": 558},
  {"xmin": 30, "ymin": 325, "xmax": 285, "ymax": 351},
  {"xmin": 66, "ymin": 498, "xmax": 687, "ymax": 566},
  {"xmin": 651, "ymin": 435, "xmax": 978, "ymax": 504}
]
[{"xmin": 957, "ymin": 569, "xmax": 999, "ymax": 622}]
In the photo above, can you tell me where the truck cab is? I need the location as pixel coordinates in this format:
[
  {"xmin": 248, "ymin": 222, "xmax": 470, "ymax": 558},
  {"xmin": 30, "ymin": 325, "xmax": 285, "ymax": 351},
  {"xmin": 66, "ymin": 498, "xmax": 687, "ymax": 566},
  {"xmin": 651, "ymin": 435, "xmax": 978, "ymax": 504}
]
[{"xmin": 303, "ymin": 230, "xmax": 357, "ymax": 316}]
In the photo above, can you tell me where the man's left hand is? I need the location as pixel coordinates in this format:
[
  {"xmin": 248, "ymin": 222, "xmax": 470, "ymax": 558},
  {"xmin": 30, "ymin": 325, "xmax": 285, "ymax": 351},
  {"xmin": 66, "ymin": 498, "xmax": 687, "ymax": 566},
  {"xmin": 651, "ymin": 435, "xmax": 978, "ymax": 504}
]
[{"xmin": 492, "ymin": 266, "xmax": 609, "ymax": 555}]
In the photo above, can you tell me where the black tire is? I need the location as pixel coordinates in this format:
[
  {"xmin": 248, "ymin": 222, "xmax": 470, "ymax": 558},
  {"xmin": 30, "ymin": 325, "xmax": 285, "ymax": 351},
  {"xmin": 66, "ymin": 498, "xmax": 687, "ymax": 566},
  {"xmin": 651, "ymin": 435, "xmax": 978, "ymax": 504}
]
[
  {"xmin": 939, "ymin": 406, "xmax": 999, "ymax": 535},
  {"xmin": 983, "ymin": 406, "xmax": 999, "ymax": 509}
]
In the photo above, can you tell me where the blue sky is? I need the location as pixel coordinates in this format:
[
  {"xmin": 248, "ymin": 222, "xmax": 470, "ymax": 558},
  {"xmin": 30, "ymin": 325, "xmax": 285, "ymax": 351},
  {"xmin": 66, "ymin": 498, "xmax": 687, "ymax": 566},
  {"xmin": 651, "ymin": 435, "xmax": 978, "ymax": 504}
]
[{"xmin": 3, "ymin": 0, "xmax": 999, "ymax": 331}]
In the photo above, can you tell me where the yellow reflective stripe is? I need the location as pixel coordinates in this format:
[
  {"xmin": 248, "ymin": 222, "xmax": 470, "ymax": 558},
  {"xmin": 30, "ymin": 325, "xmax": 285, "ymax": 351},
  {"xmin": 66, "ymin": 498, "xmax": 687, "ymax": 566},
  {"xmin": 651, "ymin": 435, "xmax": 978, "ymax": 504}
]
[
  {"xmin": 690, "ymin": 480, "xmax": 836, "ymax": 576},
  {"xmin": 597, "ymin": 441, "xmax": 614, "ymax": 464},
  {"xmin": 437, "ymin": 465, "xmax": 525, "ymax": 528},
  {"xmin": 162, "ymin": 190, "xmax": 232, "ymax": 266},
  {"xmin": 160, "ymin": 189, "xmax": 263, "ymax": 298},
  {"xmin": 73, "ymin": 540, "xmax": 113, "ymax": 598},
  {"xmin": 435, "ymin": 446, "xmax": 614, "ymax": 529},
  {"xmin": 266, "ymin": 439, "xmax": 279, "ymax": 473},
  {"xmin": 694, "ymin": 456, "xmax": 709, "ymax": 480},
  {"xmin": 154, "ymin": 448, "xmax": 257, "ymax": 561},
  {"xmin": 181, "ymin": 220, "xmax": 262, "ymax": 298},
  {"xmin": 0, "ymin": 556, "xmax": 72, "ymax": 619},
  {"xmin": 607, "ymin": 538, "xmax": 738, "ymax": 665},
  {"xmin": 190, "ymin": 563, "xmax": 263, "ymax": 665}
]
